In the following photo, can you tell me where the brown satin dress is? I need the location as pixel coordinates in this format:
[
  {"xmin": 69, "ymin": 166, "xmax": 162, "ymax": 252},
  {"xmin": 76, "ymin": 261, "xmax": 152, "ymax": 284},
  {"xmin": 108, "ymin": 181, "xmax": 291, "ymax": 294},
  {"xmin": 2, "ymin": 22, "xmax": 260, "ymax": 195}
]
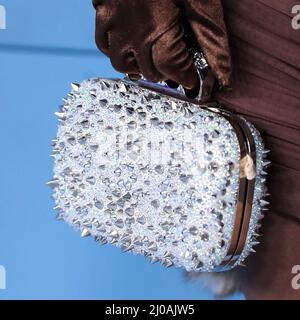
[
  {"xmin": 214, "ymin": 0, "xmax": 300, "ymax": 298},
  {"xmin": 216, "ymin": 0, "xmax": 300, "ymax": 222}
]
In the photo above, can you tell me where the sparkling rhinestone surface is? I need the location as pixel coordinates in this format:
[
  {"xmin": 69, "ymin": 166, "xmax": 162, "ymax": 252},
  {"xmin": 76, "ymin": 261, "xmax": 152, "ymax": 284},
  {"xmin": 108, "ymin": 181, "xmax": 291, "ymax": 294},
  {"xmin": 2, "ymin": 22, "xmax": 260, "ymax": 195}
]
[{"xmin": 50, "ymin": 78, "xmax": 266, "ymax": 272}]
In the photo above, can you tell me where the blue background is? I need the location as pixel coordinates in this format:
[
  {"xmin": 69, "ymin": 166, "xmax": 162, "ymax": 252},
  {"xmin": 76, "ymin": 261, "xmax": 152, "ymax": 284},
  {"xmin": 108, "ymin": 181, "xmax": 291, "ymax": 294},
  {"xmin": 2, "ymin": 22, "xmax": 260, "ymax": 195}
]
[{"xmin": 0, "ymin": 0, "xmax": 243, "ymax": 300}]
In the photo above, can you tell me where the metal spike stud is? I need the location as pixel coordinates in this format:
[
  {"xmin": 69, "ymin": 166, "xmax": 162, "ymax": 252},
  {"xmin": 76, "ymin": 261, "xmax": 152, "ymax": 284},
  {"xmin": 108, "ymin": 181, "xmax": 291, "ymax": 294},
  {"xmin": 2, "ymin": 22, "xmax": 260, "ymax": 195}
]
[
  {"xmin": 71, "ymin": 83, "xmax": 80, "ymax": 92},
  {"xmin": 55, "ymin": 213, "xmax": 64, "ymax": 221},
  {"xmin": 81, "ymin": 228, "xmax": 91, "ymax": 238},
  {"xmin": 119, "ymin": 83, "xmax": 128, "ymax": 93},
  {"xmin": 149, "ymin": 256, "xmax": 159, "ymax": 264},
  {"xmin": 99, "ymin": 99, "xmax": 108, "ymax": 108},
  {"xmin": 122, "ymin": 244, "xmax": 134, "ymax": 253},
  {"xmin": 148, "ymin": 242, "xmax": 158, "ymax": 252},
  {"xmin": 95, "ymin": 236, "xmax": 107, "ymax": 245},
  {"xmin": 109, "ymin": 230, "xmax": 119, "ymax": 239},
  {"xmin": 258, "ymin": 213, "xmax": 265, "ymax": 220},
  {"xmin": 72, "ymin": 218, "xmax": 80, "ymax": 226},
  {"xmin": 54, "ymin": 112, "xmax": 66, "ymax": 120},
  {"xmin": 260, "ymin": 199, "xmax": 270, "ymax": 206},
  {"xmin": 137, "ymin": 216, "xmax": 146, "ymax": 225},
  {"xmin": 262, "ymin": 161, "xmax": 271, "ymax": 167},
  {"xmin": 46, "ymin": 179, "xmax": 59, "ymax": 188},
  {"xmin": 161, "ymin": 259, "xmax": 174, "ymax": 268},
  {"xmin": 264, "ymin": 192, "xmax": 271, "ymax": 197}
]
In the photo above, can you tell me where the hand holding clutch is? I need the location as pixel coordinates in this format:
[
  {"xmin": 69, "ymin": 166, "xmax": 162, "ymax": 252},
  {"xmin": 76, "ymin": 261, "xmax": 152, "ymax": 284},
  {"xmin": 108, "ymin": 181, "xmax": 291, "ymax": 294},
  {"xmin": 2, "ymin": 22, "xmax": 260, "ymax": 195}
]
[{"xmin": 93, "ymin": 0, "xmax": 232, "ymax": 91}]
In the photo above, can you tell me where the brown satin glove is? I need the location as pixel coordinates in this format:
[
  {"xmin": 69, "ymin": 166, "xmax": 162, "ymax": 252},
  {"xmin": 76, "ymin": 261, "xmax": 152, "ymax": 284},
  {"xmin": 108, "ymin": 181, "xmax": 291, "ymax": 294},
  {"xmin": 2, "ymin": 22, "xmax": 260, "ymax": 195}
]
[{"xmin": 93, "ymin": 0, "xmax": 232, "ymax": 92}]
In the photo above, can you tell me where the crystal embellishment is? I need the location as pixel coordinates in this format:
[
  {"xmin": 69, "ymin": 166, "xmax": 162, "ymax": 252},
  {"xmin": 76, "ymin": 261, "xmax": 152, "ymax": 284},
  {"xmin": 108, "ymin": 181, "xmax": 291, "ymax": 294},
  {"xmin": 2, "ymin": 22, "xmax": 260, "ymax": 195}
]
[{"xmin": 50, "ymin": 78, "xmax": 267, "ymax": 272}]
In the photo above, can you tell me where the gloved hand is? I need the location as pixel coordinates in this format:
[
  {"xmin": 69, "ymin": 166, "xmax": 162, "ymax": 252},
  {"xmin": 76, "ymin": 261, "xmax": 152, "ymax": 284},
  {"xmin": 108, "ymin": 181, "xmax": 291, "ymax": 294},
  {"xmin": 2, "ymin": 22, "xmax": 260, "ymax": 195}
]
[{"xmin": 93, "ymin": 0, "xmax": 232, "ymax": 93}]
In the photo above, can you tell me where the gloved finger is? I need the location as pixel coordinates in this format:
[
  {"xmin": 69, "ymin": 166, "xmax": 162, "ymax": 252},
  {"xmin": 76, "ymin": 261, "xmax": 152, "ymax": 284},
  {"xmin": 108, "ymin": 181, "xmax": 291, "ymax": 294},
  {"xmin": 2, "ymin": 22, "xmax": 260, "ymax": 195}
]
[
  {"xmin": 94, "ymin": 2, "xmax": 113, "ymax": 55},
  {"xmin": 151, "ymin": 24, "xmax": 200, "ymax": 91},
  {"xmin": 181, "ymin": 0, "xmax": 232, "ymax": 87},
  {"xmin": 109, "ymin": 42, "xmax": 141, "ymax": 75}
]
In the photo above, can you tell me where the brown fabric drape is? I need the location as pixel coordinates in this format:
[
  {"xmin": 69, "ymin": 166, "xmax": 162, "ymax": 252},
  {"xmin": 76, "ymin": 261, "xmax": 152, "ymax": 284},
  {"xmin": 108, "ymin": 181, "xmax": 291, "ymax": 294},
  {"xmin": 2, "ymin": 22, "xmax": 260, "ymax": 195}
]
[
  {"xmin": 215, "ymin": 0, "xmax": 300, "ymax": 222},
  {"xmin": 208, "ymin": 1, "xmax": 300, "ymax": 298}
]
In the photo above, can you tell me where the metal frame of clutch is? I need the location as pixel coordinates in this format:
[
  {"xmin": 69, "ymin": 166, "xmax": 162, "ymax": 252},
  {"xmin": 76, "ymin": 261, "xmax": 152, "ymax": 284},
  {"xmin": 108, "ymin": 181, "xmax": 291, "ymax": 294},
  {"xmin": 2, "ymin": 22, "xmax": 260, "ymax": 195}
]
[{"xmin": 131, "ymin": 79, "xmax": 268, "ymax": 271}]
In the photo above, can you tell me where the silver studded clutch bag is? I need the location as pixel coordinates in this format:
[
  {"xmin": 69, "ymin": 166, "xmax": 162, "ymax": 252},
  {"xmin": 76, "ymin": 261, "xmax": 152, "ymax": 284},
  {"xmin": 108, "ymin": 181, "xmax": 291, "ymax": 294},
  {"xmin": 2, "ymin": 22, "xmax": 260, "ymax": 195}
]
[{"xmin": 49, "ymin": 76, "xmax": 269, "ymax": 272}]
